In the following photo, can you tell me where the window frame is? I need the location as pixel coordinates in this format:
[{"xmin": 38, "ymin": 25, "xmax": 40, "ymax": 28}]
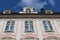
[
  {"xmin": 25, "ymin": 20, "xmax": 34, "ymax": 32},
  {"xmin": 26, "ymin": 9, "xmax": 31, "ymax": 13},
  {"xmin": 43, "ymin": 20, "xmax": 54, "ymax": 32},
  {"xmin": 5, "ymin": 20, "xmax": 15, "ymax": 33}
]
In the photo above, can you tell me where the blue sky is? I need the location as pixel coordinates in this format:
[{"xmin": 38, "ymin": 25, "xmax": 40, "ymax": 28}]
[{"xmin": 0, "ymin": 0, "xmax": 60, "ymax": 12}]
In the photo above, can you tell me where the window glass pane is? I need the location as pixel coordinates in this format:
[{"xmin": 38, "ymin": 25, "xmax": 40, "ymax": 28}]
[
  {"xmin": 47, "ymin": 21, "xmax": 53, "ymax": 30},
  {"xmin": 10, "ymin": 25, "xmax": 14, "ymax": 31},
  {"xmin": 10, "ymin": 21, "xmax": 15, "ymax": 31},
  {"xmin": 10, "ymin": 21, "xmax": 14, "ymax": 23},
  {"xmin": 30, "ymin": 21, "xmax": 33, "ymax": 23},
  {"xmin": 47, "ymin": 21, "xmax": 50, "ymax": 23},
  {"xmin": 30, "ymin": 21, "xmax": 34, "ymax": 31},
  {"xmin": 43, "ymin": 21, "xmax": 46, "ymax": 23},
  {"xmin": 25, "ymin": 21, "xmax": 29, "ymax": 31},
  {"xmin": 30, "ymin": 26, "xmax": 34, "ymax": 31},
  {"xmin": 43, "ymin": 20, "xmax": 48, "ymax": 30},
  {"xmin": 25, "ymin": 26, "xmax": 29, "ymax": 31},
  {"xmin": 5, "ymin": 26, "xmax": 9, "ymax": 31},
  {"xmin": 44, "ymin": 25, "xmax": 48, "ymax": 30},
  {"xmin": 7, "ymin": 21, "xmax": 10, "ymax": 23},
  {"xmin": 25, "ymin": 21, "xmax": 28, "ymax": 23},
  {"xmin": 26, "ymin": 9, "xmax": 31, "ymax": 13},
  {"xmin": 48, "ymin": 24, "xmax": 53, "ymax": 30}
]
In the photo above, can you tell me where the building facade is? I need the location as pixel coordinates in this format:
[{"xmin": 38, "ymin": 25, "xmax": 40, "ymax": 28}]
[{"xmin": 0, "ymin": 7, "xmax": 60, "ymax": 40}]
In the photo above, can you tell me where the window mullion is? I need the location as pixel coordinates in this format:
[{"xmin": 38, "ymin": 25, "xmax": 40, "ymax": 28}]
[
  {"xmin": 48, "ymin": 23, "xmax": 51, "ymax": 30},
  {"xmin": 9, "ymin": 22, "xmax": 11, "ymax": 31},
  {"xmin": 28, "ymin": 21, "xmax": 30, "ymax": 31},
  {"xmin": 46, "ymin": 21, "xmax": 49, "ymax": 30},
  {"xmin": 47, "ymin": 21, "xmax": 51, "ymax": 30}
]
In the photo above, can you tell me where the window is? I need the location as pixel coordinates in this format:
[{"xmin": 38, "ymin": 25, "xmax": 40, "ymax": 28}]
[
  {"xmin": 45, "ymin": 10, "xmax": 53, "ymax": 14},
  {"xmin": 5, "ymin": 20, "xmax": 15, "ymax": 32},
  {"xmin": 43, "ymin": 20, "xmax": 53, "ymax": 32},
  {"xmin": 25, "ymin": 20, "xmax": 34, "ymax": 32},
  {"xmin": 26, "ymin": 9, "xmax": 31, "ymax": 13},
  {"xmin": 3, "ymin": 10, "xmax": 11, "ymax": 14}
]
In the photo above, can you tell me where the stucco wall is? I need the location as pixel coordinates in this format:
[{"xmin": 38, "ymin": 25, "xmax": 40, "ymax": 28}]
[{"xmin": 0, "ymin": 19, "xmax": 60, "ymax": 40}]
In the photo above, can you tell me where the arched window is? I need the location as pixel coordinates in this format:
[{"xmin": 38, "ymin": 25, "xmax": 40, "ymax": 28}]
[{"xmin": 26, "ymin": 9, "xmax": 31, "ymax": 13}]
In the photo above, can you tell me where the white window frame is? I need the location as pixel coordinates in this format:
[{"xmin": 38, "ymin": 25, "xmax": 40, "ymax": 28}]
[
  {"xmin": 25, "ymin": 20, "xmax": 34, "ymax": 32},
  {"xmin": 5, "ymin": 20, "xmax": 15, "ymax": 32},
  {"xmin": 43, "ymin": 20, "xmax": 53, "ymax": 32}
]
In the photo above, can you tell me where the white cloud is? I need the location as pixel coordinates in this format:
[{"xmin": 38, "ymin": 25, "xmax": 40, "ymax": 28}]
[
  {"xmin": 14, "ymin": 0, "xmax": 47, "ymax": 11},
  {"xmin": 49, "ymin": 0, "xmax": 55, "ymax": 6},
  {"xmin": 13, "ymin": 0, "xmax": 55, "ymax": 11}
]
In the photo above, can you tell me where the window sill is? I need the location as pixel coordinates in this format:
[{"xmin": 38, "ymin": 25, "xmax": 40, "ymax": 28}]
[
  {"xmin": 24, "ymin": 30, "xmax": 35, "ymax": 33},
  {"xmin": 3, "ymin": 31, "xmax": 14, "ymax": 33},
  {"xmin": 44, "ymin": 30, "xmax": 54, "ymax": 34},
  {"xmin": 45, "ymin": 30, "xmax": 54, "ymax": 32}
]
